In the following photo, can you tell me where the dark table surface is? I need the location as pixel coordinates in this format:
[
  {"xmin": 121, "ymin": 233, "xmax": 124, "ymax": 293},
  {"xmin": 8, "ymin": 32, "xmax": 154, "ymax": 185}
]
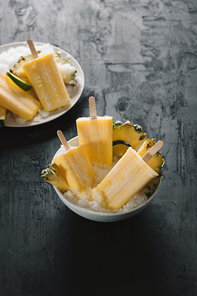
[{"xmin": 0, "ymin": 0, "xmax": 197, "ymax": 295}]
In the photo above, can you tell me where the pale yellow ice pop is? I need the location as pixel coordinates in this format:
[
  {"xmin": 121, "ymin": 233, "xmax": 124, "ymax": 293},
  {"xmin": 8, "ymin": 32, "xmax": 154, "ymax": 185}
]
[
  {"xmin": 92, "ymin": 141, "xmax": 163, "ymax": 210},
  {"xmin": 0, "ymin": 72, "xmax": 40, "ymax": 120},
  {"xmin": 53, "ymin": 130, "xmax": 95, "ymax": 194},
  {"xmin": 76, "ymin": 97, "xmax": 113, "ymax": 166},
  {"xmin": 23, "ymin": 39, "xmax": 71, "ymax": 112}
]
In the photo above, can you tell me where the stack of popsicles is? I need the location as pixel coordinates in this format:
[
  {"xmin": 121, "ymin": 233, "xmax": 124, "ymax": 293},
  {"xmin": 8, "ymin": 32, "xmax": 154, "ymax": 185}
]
[
  {"xmin": 0, "ymin": 39, "xmax": 71, "ymax": 122},
  {"xmin": 53, "ymin": 96, "xmax": 163, "ymax": 210},
  {"xmin": 0, "ymin": 72, "xmax": 41, "ymax": 120},
  {"xmin": 53, "ymin": 97, "xmax": 113, "ymax": 198}
]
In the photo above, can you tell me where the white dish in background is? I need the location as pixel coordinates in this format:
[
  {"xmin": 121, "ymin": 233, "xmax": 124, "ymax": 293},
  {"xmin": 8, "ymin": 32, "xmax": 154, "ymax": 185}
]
[
  {"xmin": 0, "ymin": 42, "xmax": 84, "ymax": 127},
  {"xmin": 52, "ymin": 136, "xmax": 162, "ymax": 222}
]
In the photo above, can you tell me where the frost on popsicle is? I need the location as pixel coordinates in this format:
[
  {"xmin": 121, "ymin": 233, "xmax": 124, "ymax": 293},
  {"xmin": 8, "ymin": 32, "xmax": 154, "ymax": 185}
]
[
  {"xmin": 23, "ymin": 40, "xmax": 71, "ymax": 112},
  {"xmin": 23, "ymin": 53, "xmax": 71, "ymax": 112}
]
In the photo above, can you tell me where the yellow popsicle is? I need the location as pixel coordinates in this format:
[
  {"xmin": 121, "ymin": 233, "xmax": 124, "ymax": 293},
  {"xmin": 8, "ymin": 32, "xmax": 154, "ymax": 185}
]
[
  {"xmin": 76, "ymin": 97, "xmax": 113, "ymax": 166},
  {"xmin": 92, "ymin": 146, "xmax": 159, "ymax": 210},
  {"xmin": 0, "ymin": 72, "xmax": 40, "ymax": 120},
  {"xmin": 53, "ymin": 131, "xmax": 95, "ymax": 195},
  {"xmin": 23, "ymin": 52, "xmax": 71, "ymax": 112}
]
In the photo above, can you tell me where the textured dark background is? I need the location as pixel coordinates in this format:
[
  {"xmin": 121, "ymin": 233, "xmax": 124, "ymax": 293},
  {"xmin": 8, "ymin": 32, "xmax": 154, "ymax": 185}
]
[{"xmin": 0, "ymin": 0, "xmax": 197, "ymax": 295}]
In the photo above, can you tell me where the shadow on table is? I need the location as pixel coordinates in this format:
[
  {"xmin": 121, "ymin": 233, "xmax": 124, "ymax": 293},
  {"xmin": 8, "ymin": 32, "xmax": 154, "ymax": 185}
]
[{"xmin": 52, "ymin": 207, "xmax": 171, "ymax": 296}]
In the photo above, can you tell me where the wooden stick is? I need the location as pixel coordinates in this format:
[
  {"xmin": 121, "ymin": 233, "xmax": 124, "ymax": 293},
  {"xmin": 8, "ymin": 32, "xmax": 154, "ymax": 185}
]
[
  {"xmin": 57, "ymin": 130, "xmax": 71, "ymax": 152},
  {"xmin": 142, "ymin": 140, "xmax": 164, "ymax": 163},
  {"xmin": 27, "ymin": 39, "xmax": 38, "ymax": 59},
  {"xmin": 89, "ymin": 96, "xmax": 97, "ymax": 120}
]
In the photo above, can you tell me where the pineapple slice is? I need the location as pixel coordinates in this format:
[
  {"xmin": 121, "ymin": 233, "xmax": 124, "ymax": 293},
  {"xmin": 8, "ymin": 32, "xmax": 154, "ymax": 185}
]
[
  {"xmin": 11, "ymin": 54, "xmax": 36, "ymax": 83},
  {"xmin": 140, "ymin": 176, "xmax": 161, "ymax": 198},
  {"xmin": 41, "ymin": 163, "xmax": 69, "ymax": 192},
  {"xmin": 137, "ymin": 139, "xmax": 164, "ymax": 174},
  {"xmin": 113, "ymin": 142, "xmax": 129, "ymax": 159},
  {"xmin": 137, "ymin": 139, "xmax": 164, "ymax": 197},
  {"xmin": 55, "ymin": 52, "xmax": 77, "ymax": 83},
  {"xmin": 0, "ymin": 106, "xmax": 6, "ymax": 127},
  {"xmin": 113, "ymin": 120, "xmax": 147, "ymax": 151}
]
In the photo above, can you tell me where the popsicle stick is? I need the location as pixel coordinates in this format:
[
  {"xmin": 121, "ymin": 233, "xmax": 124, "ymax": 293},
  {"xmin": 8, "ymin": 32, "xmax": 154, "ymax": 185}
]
[
  {"xmin": 27, "ymin": 39, "xmax": 38, "ymax": 59},
  {"xmin": 89, "ymin": 96, "xmax": 97, "ymax": 120},
  {"xmin": 57, "ymin": 130, "xmax": 71, "ymax": 152},
  {"xmin": 142, "ymin": 140, "xmax": 164, "ymax": 163}
]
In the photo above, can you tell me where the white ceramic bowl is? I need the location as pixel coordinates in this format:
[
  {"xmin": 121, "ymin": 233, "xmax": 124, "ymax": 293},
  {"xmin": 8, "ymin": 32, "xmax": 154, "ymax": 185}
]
[{"xmin": 52, "ymin": 137, "xmax": 162, "ymax": 222}]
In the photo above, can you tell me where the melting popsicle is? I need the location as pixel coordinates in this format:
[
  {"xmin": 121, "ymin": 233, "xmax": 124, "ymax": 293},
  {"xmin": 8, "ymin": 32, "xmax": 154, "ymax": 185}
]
[
  {"xmin": 0, "ymin": 72, "xmax": 40, "ymax": 120},
  {"xmin": 76, "ymin": 96, "xmax": 113, "ymax": 166},
  {"xmin": 91, "ymin": 141, "xmax": 163, "ymax": 210},
  {"xmin": 23, "ymin": 39, "xmax": 71, "ymax": 112},
  {"xmin": 53, "ymin": 130, "xmax": 95, "ymax": 195}
]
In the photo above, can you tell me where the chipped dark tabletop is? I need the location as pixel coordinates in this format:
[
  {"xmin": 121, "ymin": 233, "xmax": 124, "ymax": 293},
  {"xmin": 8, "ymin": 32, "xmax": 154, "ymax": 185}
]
[{"xmin": 0, "ymin": 1, "xmax": 197, "ymax": 295}]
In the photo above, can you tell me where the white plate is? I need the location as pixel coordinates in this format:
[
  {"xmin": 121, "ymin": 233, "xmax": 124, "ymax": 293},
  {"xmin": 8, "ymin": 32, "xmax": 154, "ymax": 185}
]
[
  {"xmin": 0, "ymin": 42, "xmax": 84, "ymax": 127},
  {"xmin": 52, "ymin": 137, "xmax": 162, "ymax": 222}
]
